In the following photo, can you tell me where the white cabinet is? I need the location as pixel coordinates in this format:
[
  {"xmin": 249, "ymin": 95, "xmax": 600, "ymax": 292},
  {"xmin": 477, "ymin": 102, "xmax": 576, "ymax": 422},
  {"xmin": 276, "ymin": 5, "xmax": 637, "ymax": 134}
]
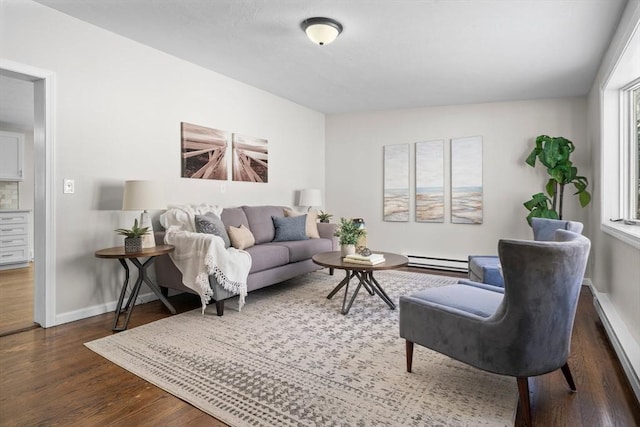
[
  {"xmin": 0, "ymin": 210, "xmax": 30, "ymax": 269},
  {"xmin": 0, "ymin": 131, "xmax": 25, "ymax": 181}
]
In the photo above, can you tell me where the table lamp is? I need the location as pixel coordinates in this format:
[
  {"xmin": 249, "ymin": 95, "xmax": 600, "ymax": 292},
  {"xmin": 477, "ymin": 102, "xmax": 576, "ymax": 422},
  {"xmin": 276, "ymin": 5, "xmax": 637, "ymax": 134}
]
[
  {"xmin": 122, "ymin": 180, "xmax": 165, "ymax": 248},
  {"xmin": 299, "ymin": 189, "xmax": 322, "ymax": 212}
]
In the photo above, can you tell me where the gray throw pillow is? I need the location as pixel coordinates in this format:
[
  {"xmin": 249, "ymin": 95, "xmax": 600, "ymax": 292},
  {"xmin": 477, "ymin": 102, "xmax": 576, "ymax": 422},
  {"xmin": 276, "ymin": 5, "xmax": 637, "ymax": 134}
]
[
  {"xmin": 195, "ymin": 213, "xmax": 231, "ymax": 248},
  {"xmin": 272, "ymin": 215, "xmax": 309, "ymax": 242}
]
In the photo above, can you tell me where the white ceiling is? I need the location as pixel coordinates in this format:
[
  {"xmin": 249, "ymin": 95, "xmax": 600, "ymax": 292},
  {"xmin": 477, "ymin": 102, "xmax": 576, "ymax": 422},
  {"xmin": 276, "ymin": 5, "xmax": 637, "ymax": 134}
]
[{"xmin": 9, "ymin": 0, "xmax": 629, "ymax": 118}]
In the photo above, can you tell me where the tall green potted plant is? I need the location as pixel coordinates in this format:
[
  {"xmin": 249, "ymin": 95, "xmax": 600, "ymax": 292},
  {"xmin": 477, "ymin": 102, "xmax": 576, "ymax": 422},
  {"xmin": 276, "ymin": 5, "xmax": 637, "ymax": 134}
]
[{"xmin": 523, "ymin": 135, "xmax": 591, "ymax": 223}]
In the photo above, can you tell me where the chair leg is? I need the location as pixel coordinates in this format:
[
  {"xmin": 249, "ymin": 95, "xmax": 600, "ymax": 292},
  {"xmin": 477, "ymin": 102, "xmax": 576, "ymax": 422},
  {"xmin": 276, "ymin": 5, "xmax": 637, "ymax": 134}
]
[
  {"xmin": 517, "ymin": 377, "xmax": 532, "ymax": 427},
  {"xmin": 215, "ymin": 300, "xmax": 225, "ymax": 316},
  {"xmin": 406, "ymin": 340, "xmax": 414, "ymax": 373},
  {"xmin": 561, "ymin": 362, "xmax": 577, "ymax": 391}
]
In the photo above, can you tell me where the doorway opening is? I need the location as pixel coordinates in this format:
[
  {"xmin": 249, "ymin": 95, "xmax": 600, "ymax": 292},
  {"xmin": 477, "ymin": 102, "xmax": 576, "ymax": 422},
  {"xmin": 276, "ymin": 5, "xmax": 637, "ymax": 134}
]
[{"xmin": 0, "ymin": 60, "xmax": 56, "ymax": 331}]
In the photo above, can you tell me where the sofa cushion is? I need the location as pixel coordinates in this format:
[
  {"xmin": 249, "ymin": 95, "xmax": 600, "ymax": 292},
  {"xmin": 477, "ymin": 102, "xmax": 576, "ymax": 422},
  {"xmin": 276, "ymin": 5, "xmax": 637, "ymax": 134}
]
[
  {"xmin": 227, "ymin": 224, "xmax": 255, "ymax": 250},
  {"xmin": 263, "ymin": 238, "xmax": 333, "ymax": 263},
  {"xmin": 221, "ymin": 207, "xmax": 250, "ymax": 229},
  {"xmin": 272, "ymin": 215, "xmax": 309, "ymax": 242},
  {"xmin": 243, "ymin": 244, "xmax": 290, "ymax": 273},
  {"xmin": 242, "ymin": 205, "xmax": 286, "ymax": 244},
  {"xmin": 468, "ymin": 255, "xmax": 504, "ymax": 287},
  {"xmin": 194, "ymin": 213, "xmax": 231, "ymax": 248},
  {"xmin": 284, "ymin": 208, "xmax": 320, "ymax": 239}
]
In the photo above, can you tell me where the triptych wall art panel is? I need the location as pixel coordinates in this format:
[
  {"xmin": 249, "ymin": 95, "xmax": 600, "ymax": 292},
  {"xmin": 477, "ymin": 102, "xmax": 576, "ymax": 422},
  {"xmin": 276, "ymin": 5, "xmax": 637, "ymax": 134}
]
[
  {"xmin": 180, "ymin": 122, "xmax": 268, "ymax": 183},
  {"xmin": 415, "ymin": 140, "xmax": 445, "ymax": 222},
  {"xmin": 383, "ymin": 137, "xmax": 482, "ymax": 224},
  {"xmin": 383, "ymin": 144, "xmax": 410, "ymax": 222},
  {"xmin": 450, "ymin": 136, "xmax": 483, "ymax": 224}
]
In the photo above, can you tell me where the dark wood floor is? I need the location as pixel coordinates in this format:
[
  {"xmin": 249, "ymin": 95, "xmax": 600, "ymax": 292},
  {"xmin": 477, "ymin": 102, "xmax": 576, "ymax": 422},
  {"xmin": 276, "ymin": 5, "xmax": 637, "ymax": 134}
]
[
  {"xmin": 0, "ymin": 263, "xmax": 36, "ymax": 336},
  {"xmin": 0, "ymin": 268, "xmax": 638, "ymax": 426}
]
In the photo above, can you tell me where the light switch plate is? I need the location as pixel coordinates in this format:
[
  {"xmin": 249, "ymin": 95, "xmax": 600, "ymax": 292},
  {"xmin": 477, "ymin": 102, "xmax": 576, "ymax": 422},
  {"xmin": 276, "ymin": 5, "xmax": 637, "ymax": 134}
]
[{"xmin": 63, "ymin": 179, "xmax": 75, "ymax": 194}]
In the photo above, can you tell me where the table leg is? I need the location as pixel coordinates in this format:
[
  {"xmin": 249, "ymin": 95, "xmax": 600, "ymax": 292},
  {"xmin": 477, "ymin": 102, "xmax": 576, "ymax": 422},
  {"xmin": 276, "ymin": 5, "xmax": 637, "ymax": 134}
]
[
  {"xmin": 340, "ymin": 270, "xmax": 371, "ymax": 315},
  {"xmin": 122, "ymin": 264, "xmax": 139, "ymax": 311},
  {"xmin": 368, "ymin": 272, "xmax": 396, "ymax": 310},
  {"xmin": 113, "ymin": 261, "xmax": 145, "ymax": 331},
  {"xmin": 327, "ymin": 270, "xmax": 356, "ymax": 299},
  {"xmin": 113, "ymin": 256, "xmax": 178, "ymax": 331},
  {"xmin": 341, "ymin": 281, "xmax": 351, "ymax": 313},
  {"xmin": 131, "ymin": 257, "xmax": 176, "ymax": 314},
  {"xmin": 116, "ymin": 274, "xmax": 144, "ymax": 331},
  {"xmin": 326, "ymin": 269, "xmax": 397, "ymax": 314},
  {"xmin": 356, "ymin": 271, "xmax": 374, "ymax": 295},
  {"xmin": 113, "ymin": 258, "xmax": 131, "ymax": 330},
  {"xmin": 341, "ymin": 280, "xmax": 363, "ymax": 315}
]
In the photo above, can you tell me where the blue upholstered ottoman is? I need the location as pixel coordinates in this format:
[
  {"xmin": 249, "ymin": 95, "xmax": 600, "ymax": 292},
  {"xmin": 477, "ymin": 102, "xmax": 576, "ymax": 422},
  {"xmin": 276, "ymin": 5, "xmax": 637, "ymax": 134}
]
[{"xmin": 468, "ymin": 255, "xmax": 504, "ymax": 287}]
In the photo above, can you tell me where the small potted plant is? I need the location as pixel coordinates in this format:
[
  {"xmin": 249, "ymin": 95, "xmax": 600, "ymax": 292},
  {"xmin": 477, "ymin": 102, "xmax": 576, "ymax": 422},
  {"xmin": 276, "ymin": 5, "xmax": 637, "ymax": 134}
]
[
  {"xmin": 317, "ymin": 211, "xmax": 333, "ymax": 223},
  {"xmin": 334, "ymin": 217, "xmax": 366, "ymax": 257},
  {"xmin": 115, "ymin": 218, "xmax": 150, "ymax": 253}
]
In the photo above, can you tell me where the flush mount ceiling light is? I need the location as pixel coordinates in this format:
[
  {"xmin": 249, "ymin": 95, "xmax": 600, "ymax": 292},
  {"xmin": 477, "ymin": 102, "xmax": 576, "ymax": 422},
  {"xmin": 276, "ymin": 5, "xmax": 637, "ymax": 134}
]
[{"xmin": 301, "ymin": 17, "xmax": 343, "ymax": 46}]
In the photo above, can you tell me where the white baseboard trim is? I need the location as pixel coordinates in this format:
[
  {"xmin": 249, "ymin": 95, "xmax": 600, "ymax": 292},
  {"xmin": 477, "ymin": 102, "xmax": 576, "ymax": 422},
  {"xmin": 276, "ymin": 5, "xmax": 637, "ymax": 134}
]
[
  {"xmin": 405, "ymin": 254, "xmax": 468, "ymax": 273},
  {"xmin": 55, "ymin": 291, "xmax": 159, "ymax": 326},
  {"xmin": 586, "ymin": 279, "xmax": 640, "ymax": 403},
  {"xmin": 0, "ymin": 262, "xmax": 29, "ymax": 271}
]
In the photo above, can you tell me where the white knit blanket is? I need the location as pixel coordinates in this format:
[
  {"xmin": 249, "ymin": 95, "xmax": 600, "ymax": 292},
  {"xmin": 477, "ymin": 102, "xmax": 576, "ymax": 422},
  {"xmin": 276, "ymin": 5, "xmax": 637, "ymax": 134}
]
[{"xmin": 159, "ymin": 204, "xmax": 251, "ymax": 313}]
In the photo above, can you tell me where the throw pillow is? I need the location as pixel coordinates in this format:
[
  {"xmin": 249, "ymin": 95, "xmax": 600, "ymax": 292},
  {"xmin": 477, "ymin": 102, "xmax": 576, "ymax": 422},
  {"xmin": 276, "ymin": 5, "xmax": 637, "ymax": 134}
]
[
  {"xmin": 161, "ymin": 204, "xmax": 223, "ymax": 232},
  {"xmin": 272, "ymin": 215, "xmax": 309, "ymax": 242},
  {"xmin": 284, "ymin": 208, "xmax": 320, "ymax": 239},
  {"xmin": 194, "ymin": 213, "xmax": 231, "ymax": 248},
  {"xmin": 227, "ymin": 224, "xmax": 255, "ymax": 250}
]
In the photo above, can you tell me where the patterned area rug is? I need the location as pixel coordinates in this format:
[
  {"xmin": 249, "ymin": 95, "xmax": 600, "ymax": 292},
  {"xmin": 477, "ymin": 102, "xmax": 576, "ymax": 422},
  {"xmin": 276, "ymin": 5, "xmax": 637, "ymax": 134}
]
[{"xmin": 86, "ymin": 270, "xmax": 517, "ymax": 426}]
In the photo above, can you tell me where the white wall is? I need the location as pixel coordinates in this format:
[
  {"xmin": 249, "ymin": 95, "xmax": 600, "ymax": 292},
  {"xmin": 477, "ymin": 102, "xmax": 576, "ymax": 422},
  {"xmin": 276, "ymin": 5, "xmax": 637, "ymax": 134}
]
[
  {"xmin": 587, "ymin": 0, "xmax": 640, "ymax": 345},
  {"xmin": 0, "ymin": 0, "xmax": 325, "ymax": 320},
  {"xmin": 326, "ymin": 98, "xmax": 589, "ymax": 262}
]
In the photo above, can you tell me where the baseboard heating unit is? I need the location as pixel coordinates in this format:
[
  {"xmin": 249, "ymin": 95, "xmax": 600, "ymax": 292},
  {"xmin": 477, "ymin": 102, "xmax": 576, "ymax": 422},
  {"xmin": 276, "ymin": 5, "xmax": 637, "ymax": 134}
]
[{"xmin": 406, "ymin": 255, "xmax": 468, "ymax": 273}]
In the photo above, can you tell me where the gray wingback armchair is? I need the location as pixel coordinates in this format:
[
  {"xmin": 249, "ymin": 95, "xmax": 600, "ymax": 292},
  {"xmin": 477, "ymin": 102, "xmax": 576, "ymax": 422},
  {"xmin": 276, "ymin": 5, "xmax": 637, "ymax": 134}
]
[
  {"xmin": 467, "ymin": 218, "xmax": 584, "ymax": 287},
  {"xmin": 399, "ymin": 230, "xmax": 590, "ymax": 426}
]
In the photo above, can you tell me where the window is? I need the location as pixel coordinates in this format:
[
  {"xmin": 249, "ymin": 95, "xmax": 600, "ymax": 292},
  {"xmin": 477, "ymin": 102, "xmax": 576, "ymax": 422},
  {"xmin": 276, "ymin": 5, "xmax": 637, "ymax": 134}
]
[
  {"xmin": 622, "ymin": 78, "xmax": 640, "ymax": 220},
  {"xmin": 599, "ymin": 20, "xmax": 640, "ymax": 248},
  {"xmin": 634, "ymin": 86, "xmax": 640, "ymax": 219}
]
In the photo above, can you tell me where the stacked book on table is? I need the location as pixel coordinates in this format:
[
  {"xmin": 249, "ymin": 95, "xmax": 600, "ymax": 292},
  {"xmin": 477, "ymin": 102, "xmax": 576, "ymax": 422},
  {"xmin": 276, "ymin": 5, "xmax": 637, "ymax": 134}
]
[{"xmin": 343, "ymin": 252, "xmax": 386, "ymax": 266}]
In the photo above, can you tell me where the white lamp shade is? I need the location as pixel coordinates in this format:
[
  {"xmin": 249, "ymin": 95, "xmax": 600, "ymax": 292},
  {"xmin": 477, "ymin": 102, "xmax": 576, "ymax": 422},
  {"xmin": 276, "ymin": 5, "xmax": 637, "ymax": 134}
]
[
  {"xmin": 299, "ymin": 189, "xmax": 322, "ymax": 207},
  {"xmin": 122, "ymin": 180, "xmax": 165, "ymax": 211}
]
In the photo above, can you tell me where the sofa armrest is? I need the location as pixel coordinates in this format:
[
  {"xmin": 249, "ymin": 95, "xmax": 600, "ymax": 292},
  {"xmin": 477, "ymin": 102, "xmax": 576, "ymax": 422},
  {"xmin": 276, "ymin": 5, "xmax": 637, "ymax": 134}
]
[
  {"xmin": 317, "ymin": 222, "xmax": 339, "ymax": 250},
  {"xmin": 152, "ymin": 231, "xmax": 195, "ymax": 294},
  {"xmin": 154, "ymin": 230, "xmax": 166, "ymax": 245}
]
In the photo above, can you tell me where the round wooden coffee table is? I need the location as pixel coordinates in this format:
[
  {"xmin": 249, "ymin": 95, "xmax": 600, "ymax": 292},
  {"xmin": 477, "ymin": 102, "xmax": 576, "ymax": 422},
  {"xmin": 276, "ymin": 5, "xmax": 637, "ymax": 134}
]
[{"xmin": 312, "ymin": 251, "xmax": 409, "ymax": 314}]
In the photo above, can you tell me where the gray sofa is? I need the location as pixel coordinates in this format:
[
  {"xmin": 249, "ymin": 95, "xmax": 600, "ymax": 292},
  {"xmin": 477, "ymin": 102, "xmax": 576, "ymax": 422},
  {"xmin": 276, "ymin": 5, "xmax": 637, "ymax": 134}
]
[{"xmin": 154, "ymin": 205, "xmax": 338, "ymax": 315}]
